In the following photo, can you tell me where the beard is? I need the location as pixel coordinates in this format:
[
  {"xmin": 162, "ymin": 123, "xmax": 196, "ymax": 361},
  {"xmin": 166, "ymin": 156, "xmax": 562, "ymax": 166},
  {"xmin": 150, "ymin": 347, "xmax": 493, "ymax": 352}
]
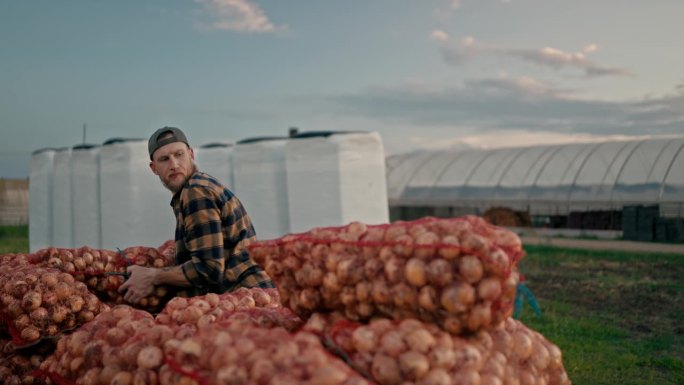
[{"xmin": 159, "ymin": 163, "xmax": 196, "ymax": 193}]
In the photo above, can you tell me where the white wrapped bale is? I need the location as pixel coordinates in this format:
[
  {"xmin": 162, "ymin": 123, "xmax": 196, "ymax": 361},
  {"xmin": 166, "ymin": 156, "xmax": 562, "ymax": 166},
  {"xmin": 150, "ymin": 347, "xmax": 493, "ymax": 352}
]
[
  {"xmin": 286, "ymin": 131, "xmax": 389, "ymax": 233},
  {"xmin": 195, "ymin": 142, "xmax": 234, "ymax": 189},
  {"xmin": 29, "ymin": 148, "xmax": 56, "ymax": 252},
  {"xmin": 99, "ymin": 139, "xmax": 175, "ymax": 250},
  {"xmin": 233, "ymin": 137, "xmax": 290, "ymax": 240},
  {"xmin": 52, "ymin": 148, "xmax": 73, "ymax": 248},
  {"xmin": 71, "ymin": 144, "xmax": 101, "ymax": 248}
]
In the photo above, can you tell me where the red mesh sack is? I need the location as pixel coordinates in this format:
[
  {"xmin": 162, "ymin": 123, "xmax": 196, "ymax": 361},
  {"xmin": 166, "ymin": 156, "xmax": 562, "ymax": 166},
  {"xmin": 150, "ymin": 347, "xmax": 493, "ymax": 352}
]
[
  {"xmin": 250, "ymin": 216, "xmax": 524, "ymax": 334},
  {"xmin": 0, "ymin": 265, "xmax": 109, "ymax": 348},
  {"xmin": 155, "ymin": 288, "xmax": 301, "ymax": 331},
  {"xmin": 304, "ymin": 313, "xmax": 570, "ymax": 385},
  {"xmin": 29, "ymin": 243, "xmax": 175, "ymax": 312},
  {"xmin": 0, "ymin": 339, "xmax": 52, "ymax": 385},
  {"xmin": 162, "ymin": 319, "xmax": 372, "ymax": 385},
  {"xmin": 40, "ymin": 305, "xmax": 166, "ymax": 385}
]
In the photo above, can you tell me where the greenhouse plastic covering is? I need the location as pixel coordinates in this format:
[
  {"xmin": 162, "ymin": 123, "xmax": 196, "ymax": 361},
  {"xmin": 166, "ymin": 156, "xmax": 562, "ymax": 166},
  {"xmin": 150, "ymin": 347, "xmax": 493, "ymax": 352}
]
[{"xmin": 387, "ymin": 137, "xmax": 684, "ymax": 216}]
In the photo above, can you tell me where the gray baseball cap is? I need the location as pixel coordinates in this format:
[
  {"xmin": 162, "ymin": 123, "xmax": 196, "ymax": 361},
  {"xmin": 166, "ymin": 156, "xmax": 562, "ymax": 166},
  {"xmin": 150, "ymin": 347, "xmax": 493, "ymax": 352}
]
[{"xmin": 148, "ymin": 127, "xmax": 189, "ymax": 159}]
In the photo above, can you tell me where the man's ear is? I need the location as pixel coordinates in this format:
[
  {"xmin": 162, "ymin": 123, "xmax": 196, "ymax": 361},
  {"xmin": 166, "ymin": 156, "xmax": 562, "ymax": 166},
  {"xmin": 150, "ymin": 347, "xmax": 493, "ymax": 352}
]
[
  {"xmin": 189, "ymin": 147, "xmax": 195, "ymax": 160},
  {"xmin": 149, "ymin": 161, "xmax": 159, "ymax": 175}
]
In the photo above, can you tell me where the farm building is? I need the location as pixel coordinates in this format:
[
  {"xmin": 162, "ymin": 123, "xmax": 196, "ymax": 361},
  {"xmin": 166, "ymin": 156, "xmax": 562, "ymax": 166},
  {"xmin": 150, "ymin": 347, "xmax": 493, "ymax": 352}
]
[{"xmin": 387, "ymin": 137, "xmax": 684, "ymax": 242}]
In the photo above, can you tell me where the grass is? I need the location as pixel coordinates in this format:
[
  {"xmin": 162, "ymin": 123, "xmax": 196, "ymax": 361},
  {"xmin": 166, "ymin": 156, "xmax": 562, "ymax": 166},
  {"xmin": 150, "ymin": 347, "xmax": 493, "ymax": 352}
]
[
  {"xmin": 518, "ymin": 245, "xmax": 684, "ymax": 385},
  {"xmin": 0, "ymin": 224, "xmax": 28, "ymax": 254}
]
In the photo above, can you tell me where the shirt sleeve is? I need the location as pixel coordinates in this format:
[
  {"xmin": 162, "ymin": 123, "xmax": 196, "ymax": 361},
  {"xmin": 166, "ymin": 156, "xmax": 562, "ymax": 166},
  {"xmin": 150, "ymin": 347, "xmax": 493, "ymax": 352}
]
[{"xmin": 178, "ymin": 185, "xmax": 225, "ymax": 288}]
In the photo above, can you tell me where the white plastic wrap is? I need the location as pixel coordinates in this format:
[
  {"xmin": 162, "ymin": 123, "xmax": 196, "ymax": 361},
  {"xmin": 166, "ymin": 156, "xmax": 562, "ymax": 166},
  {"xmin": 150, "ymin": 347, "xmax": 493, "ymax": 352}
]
[
  {"xmin": 29, "ymin": 148, "xmax": 55, "ymax": 252},
  {"xmin": 233, "ymin": 138, "xmax": 290, "ymax": 240},
  {"xmin": 195, "ymin": 143, "xmax": 234, "ymax": 189},
  {"xmin": 286, "ymin": 132, "xmax": 389, "ymax": 233},
  {"xmin": 71, "ymin": 145, "xmax": 101, "ymax": 248},
  {"xmin": 52, "ymin": 148, "xmax": 73, "ymax": 248},
  {"xmin": 99, "ymin": 139, "xmax": 176, "ymax": 250}
]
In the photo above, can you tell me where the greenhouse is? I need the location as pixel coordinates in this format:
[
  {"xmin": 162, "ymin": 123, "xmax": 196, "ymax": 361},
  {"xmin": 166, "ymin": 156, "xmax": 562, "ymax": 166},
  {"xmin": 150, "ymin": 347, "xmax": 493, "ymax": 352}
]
[{"xmin": 387, "ymin": 137, "xmax": 684, "ymax": 241}]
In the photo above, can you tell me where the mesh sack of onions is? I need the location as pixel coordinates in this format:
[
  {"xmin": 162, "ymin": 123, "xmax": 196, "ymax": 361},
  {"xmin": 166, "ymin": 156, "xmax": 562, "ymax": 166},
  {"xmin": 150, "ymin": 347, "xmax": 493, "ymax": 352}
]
[
  {"xmin": 250, "ymin": 216, "xmax": 524, "ymax": 334},
  {"xmin": 155, "ymin": 288, "xmax": 302, "ymax": 331},
  {"xmin": 0, "ymin": 265, "xmax": 109, "ymax": 348},
  {"xmin": 40, "ymin": 304, "xmax": 179, "ymax": 385},
  {"xmin": 162, "ymin": 319, "xmax": 372, "ymax": 385},
  {"xmin": 30, "ymin": 244, "xmax": 175, "ymax": 312},
  {"xmin": 1, "ymin": 253, "xmax": 32, "ymax": 269},
  {"xmin": 304, "ymin": 313, "xmax": 570, "ymax": 385},
  {"xmin": 0, "ymin": 339, "xmax": 53, "ymax": 385}
]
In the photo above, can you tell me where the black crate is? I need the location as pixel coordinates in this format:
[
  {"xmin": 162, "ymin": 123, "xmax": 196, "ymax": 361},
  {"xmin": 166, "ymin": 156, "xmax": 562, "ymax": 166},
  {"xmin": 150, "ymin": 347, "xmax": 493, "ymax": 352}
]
[{"xmin": 622, "ymin": 205, "xmax": 639, "ymax": 240}]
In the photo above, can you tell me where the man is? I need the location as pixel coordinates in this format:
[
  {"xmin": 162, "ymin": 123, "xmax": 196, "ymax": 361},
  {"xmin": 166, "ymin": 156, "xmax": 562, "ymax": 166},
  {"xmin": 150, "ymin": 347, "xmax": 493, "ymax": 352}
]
[{"xmin": 119, "ymin": 127, "xmax": 274, "ymax": 304}]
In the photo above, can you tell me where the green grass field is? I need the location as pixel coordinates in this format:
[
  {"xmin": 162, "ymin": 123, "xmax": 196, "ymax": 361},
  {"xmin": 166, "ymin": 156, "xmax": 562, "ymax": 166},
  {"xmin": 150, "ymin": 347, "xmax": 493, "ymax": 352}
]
[
  {"xmin": 519, "ymin": 245, "xmax": 684, "ymax": 384},
  {"xmin": 1, "ymin": 226, "xmax": 682, "ymax": 383},
  {"xmin": 0, "ymin": 224, "xmax": 28, "ymax": 254}
]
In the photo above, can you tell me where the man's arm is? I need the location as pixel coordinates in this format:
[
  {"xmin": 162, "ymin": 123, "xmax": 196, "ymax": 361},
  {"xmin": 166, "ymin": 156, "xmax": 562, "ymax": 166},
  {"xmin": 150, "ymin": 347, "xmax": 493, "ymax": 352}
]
[{"xmin": 119, "ymin": 264, "xmax": 192, "ymax": 304}]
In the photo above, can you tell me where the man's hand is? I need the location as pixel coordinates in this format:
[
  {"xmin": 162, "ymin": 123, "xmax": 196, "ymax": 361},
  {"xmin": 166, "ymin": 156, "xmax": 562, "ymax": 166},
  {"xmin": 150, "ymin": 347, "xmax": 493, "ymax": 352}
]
[{"xmin": 118, "ymin": 265, "xmax": 159, "ymax": 304}]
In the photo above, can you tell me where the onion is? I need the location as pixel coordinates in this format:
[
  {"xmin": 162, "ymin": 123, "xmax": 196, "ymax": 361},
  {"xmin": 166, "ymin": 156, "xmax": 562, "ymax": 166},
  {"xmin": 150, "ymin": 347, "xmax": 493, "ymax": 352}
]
[
  {"xmin": 41, "ymin": 272, "xmax": 59, "ymax": 288},
  {"xmin": 439, "ymin": 235, "xmax": 461, "ymax": 260},
  {"xmin": 405, "ymin": 329, "xmax": 436, "ymax": 353},
  {"xmin": 399, "ymin": 350, "xmax": 430, "ymax": 380},
  {"xmin": 110, "ymin": 371, "xmax": 132, "ymax": 385},
  {"xmin": 513, "ymin": 333, "xmax": 533, "ymax": 360},
  {"xmin": 137, "ymin": 346, "xmax": 164, "ymax": 369},
  {"xmin": 460, "ymin": 233, "xmax": 489, "ymax": 256},
  {"xmin": 459, "ymin": 255, "xmax": 484, "ymax": 284},
  {"xmin": 392, "ymin": 234, "xmax": 414, "ymax": 257},
  {"xmin": 477, "ymin": 278, "xmax": 502, "ymax": 301},
  {"xmin": 20, "ymin": 326, "xmax": 40, "ymax": 343},
  {"xmin": 429, "ymin": 346, "xmax": 456, "ymax": 370},
  {"xmin": 384, "ymin": 258, "xmax": 404, "ymax": 284},
  {"xmin": 21, "ymin": 291, "xmax": 42, "ymax": 311},
  {"xmin": 14, "ymin": 314, "xmax": 31, "ymax": 331},
  {"xmin": 426, "ymin": 258, "xmax": 452, "ymax": 287},
  {"xmin": 441, "ymin": 282, "xmax": 475, "ymax": 314},
  {"xmin": 403, "ymin": 258, "xmax": 427, "ymax": 287},
  {"xmin": 54, "ymin": 282, "xmax": 72, "ymax": 301},
  {"xmin": 391, "ymin": 283, "xmax": 417, "ymax": 308},
  {"xmin": 414, "ymin": 231, "xmax": 440, "ymax": 259},
  {"xmin": 419, "ymin": 368, "xmax": 451, "ymax": 385},
  {"xmin": 30, "ymin": 307, "xmax": 49, "ymax": 324},
  {"xmin": 418, "ymin": 286, "xmax": 438, "ymax": 311},
  {"xmin": 68, "ymin": 295, "xmax": 85, "ymax": 313},
  {"xmin": 50, "ymin": 305, "xmax": 68, "ymax": 324},
  {"xmin": 351, "ymin": 326, "xmax": 377, "ymax": 352},
  {"xmin": 467, "ymin": 304, "xmax": 492, "ymax": 332},
  {"xmin": 371, "ymin": 354, "xmax": 401, "ymax": 385},
  {"xmin": 452, "ymin": 369, "xmax": 482, "ymax": 385}
]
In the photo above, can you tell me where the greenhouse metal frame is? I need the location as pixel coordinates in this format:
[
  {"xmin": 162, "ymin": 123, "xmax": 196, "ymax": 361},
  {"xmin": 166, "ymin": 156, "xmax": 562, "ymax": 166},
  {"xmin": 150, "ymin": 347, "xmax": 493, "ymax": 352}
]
[{"xmin": 387, "ymin": 137, "xmax": 684, "ymax": 219}]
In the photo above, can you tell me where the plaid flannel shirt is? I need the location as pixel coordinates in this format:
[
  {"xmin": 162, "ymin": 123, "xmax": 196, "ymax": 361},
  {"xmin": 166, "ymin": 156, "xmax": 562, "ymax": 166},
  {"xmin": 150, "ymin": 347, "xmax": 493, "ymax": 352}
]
[{"xmin": 171, "ymin": 171, "xmax": 274, "ymax": 297}]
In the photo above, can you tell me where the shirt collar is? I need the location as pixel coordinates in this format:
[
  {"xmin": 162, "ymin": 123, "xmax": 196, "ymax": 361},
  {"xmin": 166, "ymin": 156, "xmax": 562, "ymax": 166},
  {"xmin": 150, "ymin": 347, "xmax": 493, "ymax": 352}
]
[{"xmin": 170, "ymin": 168, "xmax": 200, "ymax": 207}]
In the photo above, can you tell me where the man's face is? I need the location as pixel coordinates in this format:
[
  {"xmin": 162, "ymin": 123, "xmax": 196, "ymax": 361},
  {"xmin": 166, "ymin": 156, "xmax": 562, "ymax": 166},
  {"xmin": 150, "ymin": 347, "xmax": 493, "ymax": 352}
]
[{"xmin": 149, "ymin": 141, "xmax": 195, "ymax": 193}]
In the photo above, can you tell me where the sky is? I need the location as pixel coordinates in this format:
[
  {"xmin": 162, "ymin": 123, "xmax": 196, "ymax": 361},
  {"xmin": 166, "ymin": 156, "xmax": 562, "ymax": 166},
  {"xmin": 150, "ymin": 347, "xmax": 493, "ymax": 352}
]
[{"xmin": 2, "ymin": 0, "xmax": 684, "ymax": 178}]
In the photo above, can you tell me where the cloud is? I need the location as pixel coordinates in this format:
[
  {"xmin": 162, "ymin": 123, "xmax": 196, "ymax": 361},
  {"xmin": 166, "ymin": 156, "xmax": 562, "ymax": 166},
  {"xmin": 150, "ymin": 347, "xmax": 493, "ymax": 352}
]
[
  {"xmin": 437, "ymin": 36, "xmax": 484, "ymax": 65},
  {"xmin": 429, "ymin": 30, "xmax": 450, "ymax": 42},
  {"xmin": 507, "ymin": 46, "xmax": 631, "ymax": 77},
  {"xmin": 435, "ymin": 37, "xmax": 630, "ymax": 78},
  {"xmin": 193, "ymin": 0, "xmax": 283, "ymax": 33},
  {"xmin": 324, "ymin": 76, "xmax": 684, "ymax": 137}
]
